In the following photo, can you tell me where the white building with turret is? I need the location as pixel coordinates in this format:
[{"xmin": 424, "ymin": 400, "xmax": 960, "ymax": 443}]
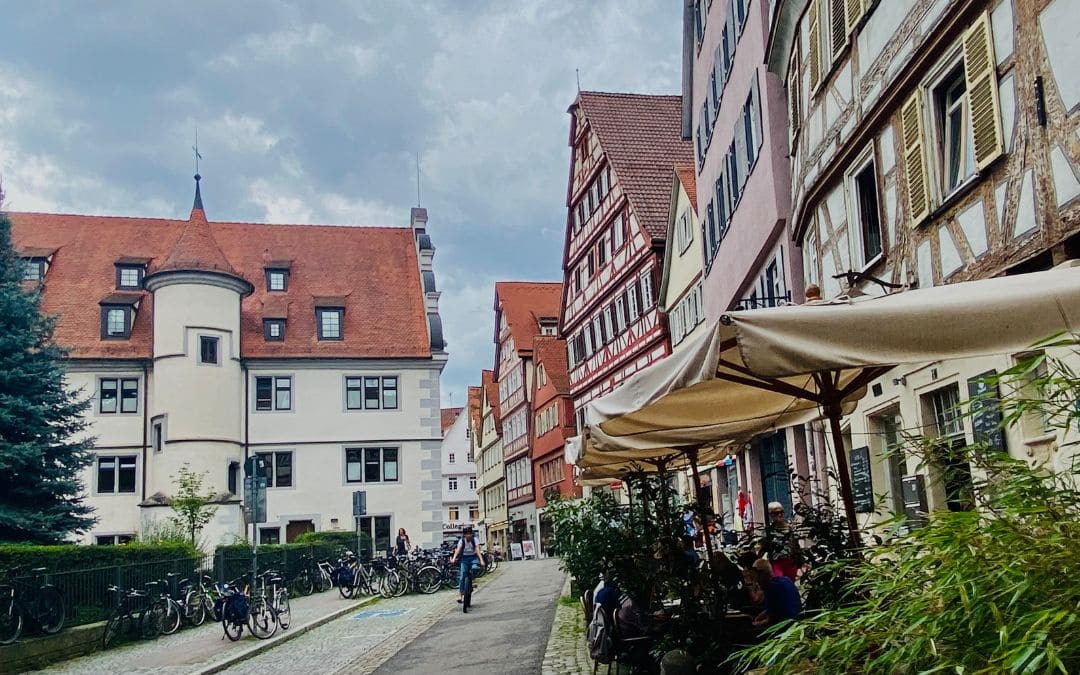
[{"xmin": 10, "ymin": 177, "xmax": 448, "ymax": 549}]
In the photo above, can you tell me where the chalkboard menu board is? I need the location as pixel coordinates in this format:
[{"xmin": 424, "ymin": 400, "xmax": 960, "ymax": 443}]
[
  {"xmin": 849, "ymin": 446, "xmax": 873, "ymax": 513},
  {"xmin": 968, "ymin": 370, "xmax": 1006, "ymax": 454}
]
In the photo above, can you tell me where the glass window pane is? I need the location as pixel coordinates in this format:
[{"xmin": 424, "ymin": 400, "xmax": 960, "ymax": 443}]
[
  {"xmin": 383, "ymin": 448, "xmax": 398, "ymax": 481},
  {"xmin": 320, "ymin": 310, "xmax": 341, "ymax": 338},
  {"xmin": 364, "ymin": 377, "xmax": 380, "ymax": 409},
  {"xmin": 118, "ymin": 457, "xmax": 137, "ymax": 493},
  {"xmin": 275, "ymin": 452, "xmax": 292, "ymax": 487},
  {"xmin": 382, "ymin": 377, "xmax": 398, "ymax": 409},
  {"xmin": 107, "ymin": 309, "xmax": 127, "ymax": 336},
  {"xmin": 256, "ymin": 453, "xmax": 273, "ymax": 486},
  {"xmin": 98, "ymin": 457, "xmax": 116, "ymax": 492},
  {"xmin": 100, "ymin": 379, "xmax": 118, "ymax": 413},
  {"xmin": 374, "ymin": 516, "xmax": 392, "ymax": 555},
  {"xmin": 365, "ymin": 448, "xmax": 381, "ymax": 482},
  {"xmin": 275, "ymin": 377, "xmax": 291, "ymax": 410},
  {"xmin": 119, "ymin": 267, "xmax": 140, "ymax": 287},
  {"xmin": 255, "ymin": 377, "xmax": 273, "ymax": 410},
  {"xmin": 346, "ymin": 449, "xmax": 363, "ymax": 482},
  {"xmin": 120, "ymin": 379, "xmax": 138, "ymax": 413}
]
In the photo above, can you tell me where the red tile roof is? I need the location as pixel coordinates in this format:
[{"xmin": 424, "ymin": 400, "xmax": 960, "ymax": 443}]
[
  {"xmin": 533, "ymin": 336, "xmax": 570, "ymax": 395},
  {"xmin": 494, "ymin": 281, "xmax": 562, "ymax": 355},
  {"xmin": 574, "ymin": 92, "xmax": 694, "ymax": 239},
  {"xmin": 441, "ymin": 407, "xmax": 463, "ymax": 434},
  {"xmin": 676, "ymin": 165, "xmax": 698, "ymax": 213},
  {"xmin": 9, "ymin": 209, "xmax": 431, "ymax": 360},
  {"xmin": 481, "ymin": 369, "xmax": 501, "ymax": 432},
  {"xmin": 156, "ymin": 206, "xmax": 242, "ymax": 279}
]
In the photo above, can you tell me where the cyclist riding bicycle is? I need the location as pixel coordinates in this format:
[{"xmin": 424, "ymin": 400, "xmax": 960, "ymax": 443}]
[{"xmin": 449, "ymin": 526, "xmax": 485, "ymax": 604}]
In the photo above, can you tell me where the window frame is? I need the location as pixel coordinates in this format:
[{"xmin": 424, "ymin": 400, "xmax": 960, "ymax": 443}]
[
  {"xmin": 254, "ymin": 375, "xmax": 293, "ymax": 412},
  {"xmin": 263, "ymin": 319, "xmax": 285, "ymax": 341},
  {"xmin": 198, "ymin": 335, "xmax": 220, "ymax": 365},
  {"xmin": 344, "ymin": 446, "xmax": 400, "ymax": 484},
  {"xmin": 115, "ymin": 265, "xmax": 144, "ymax": 289},
  {"xmin": 265, "ymin": 268, "xmax": 289, "ymax": 292},
  {"xmin": 98, "ymin": 377, "xmax": 140, "ymax": 415},
  {"xmin": 844, "ymin": 145, "xmax": 885, "ymax": 271},
  {"xmin": 927, "ymin": 55, "xmax": 977, "ymax": 201},
  {"xmin": 255, "ymin": 450, "xmax": 294, "ymax": 488},
  {"xmin": 316, "ymin": 307, "xmax": 344, "ymax": 341},
  {"xmin": 101, "ymin": 305, "xmax": 132, "ymax": 340},
  {"xmin": 22, "ymin": 257, "xmax": 46, "ymax": 282},
  {"xmin": 96, "ymin": 455, "xmax": 137, "ymax": 494}
]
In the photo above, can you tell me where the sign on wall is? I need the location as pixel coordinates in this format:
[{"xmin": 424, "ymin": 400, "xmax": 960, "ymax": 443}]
[
  {"xmin": 967, "ymin": 370, "xmax": 1006, "ymax": 454},
  {"xmin": 849, "ymin": 446, "xmax": 873, "ymax": 513}
]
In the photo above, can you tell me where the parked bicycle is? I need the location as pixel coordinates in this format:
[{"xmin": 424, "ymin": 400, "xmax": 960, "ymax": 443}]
[
  {"xmin": 0, "ymin": 567, "xmax": 65, "ymax": 645},
  {"xmin": 218, "ymin": 575, "xmax": 278, "ymax": 641},
  {"xmin": 101, "ymin": 583, "xmax": 167, "ymax": 648},
  {"xmin": 292, "ymin": 554, "xmax": 332, "ymax": 596},
  {"xmin": 257, "ymin": 570, "xmax": 291, "ymax": 630}
]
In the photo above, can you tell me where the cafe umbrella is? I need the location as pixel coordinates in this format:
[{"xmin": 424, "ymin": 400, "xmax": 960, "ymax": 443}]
[{"xmin": 579, "ymin": 263, "xmax": 1080, "ymax": 547}]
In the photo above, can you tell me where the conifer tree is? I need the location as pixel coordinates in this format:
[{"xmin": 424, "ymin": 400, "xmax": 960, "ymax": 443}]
[{"xmin": 0, "ymin": 204, "xmax": 96, "ymax": 543}]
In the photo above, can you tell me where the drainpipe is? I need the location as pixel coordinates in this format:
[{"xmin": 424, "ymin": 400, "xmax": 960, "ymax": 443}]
[{"xmin": 141, "ymin": 361, "xmax": 149, "ymax": 502}]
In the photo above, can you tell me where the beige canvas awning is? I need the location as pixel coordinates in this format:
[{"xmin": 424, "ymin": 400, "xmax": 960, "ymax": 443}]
[{"xmin": 580, "ymin": 264, "xmax": 1080, "ymax": 540}]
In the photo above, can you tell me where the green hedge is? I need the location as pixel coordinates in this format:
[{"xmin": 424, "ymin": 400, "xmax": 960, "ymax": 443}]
[
  {"xmin": 214, "ymin": 542, "xmax": 353, "ymax": 582},
  {"xmin": 0, "ymin": 542, "xmax": 200, "ymax": 574},
  {"xmin": 293, "ymin": 530, "xmax": 370, "ymax": 554}
]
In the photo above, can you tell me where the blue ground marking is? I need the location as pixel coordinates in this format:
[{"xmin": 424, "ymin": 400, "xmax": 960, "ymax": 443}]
[{"xmin": 352, "ymin": 608, "xmax": 414, "ymax": 620}]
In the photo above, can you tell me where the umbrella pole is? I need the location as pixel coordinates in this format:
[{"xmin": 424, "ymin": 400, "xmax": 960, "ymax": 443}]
[{"xmin": 824, "ymin": 401, "xmax": 862, "ymax": 552}]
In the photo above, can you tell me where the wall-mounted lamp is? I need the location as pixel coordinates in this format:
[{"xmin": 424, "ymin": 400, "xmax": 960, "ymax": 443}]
[{"xmin": 892, "ymin": 376, "xmax": 907, "ymax": 386}]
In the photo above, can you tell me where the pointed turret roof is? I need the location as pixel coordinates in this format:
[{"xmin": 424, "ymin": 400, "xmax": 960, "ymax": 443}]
[{"xmin": 155, "ymin": 175, "xmax": 244, "ymax": 279}]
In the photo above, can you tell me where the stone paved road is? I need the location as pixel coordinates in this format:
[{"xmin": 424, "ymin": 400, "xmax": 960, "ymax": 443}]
[
  {"xmin": 219, "ymin": 559, "xmax": 565, "ymax": 675},
  {"xmin": 374, "ymin": 558, "xmax": 565, "ymax": 675}
]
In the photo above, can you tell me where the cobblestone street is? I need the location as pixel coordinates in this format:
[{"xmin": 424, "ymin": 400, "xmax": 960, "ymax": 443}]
[{"xmin": 540, "ymin": 576, "xmax": 592, "ymax": 675}]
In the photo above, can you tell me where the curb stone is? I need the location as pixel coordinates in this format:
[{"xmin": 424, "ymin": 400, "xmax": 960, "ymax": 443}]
[{"xmin": 194, "ymin": 594, "xmax": 379, "ymax": 675}]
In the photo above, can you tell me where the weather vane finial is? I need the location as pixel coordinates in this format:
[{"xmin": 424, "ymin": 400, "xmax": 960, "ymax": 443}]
[{"xmin": 192, "ymin": 127, "xmax": 203, "ymax": 178}]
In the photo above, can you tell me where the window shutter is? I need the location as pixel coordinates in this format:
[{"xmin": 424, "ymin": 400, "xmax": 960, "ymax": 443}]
[
  {"xmin": 963, "ymin": 12, "xmax": 1004, "ymax": 172},
  {"xmin": 830, "ymin": 0, "xmax": 847, "ymax": 59},
  {"xmin": 900, "ymin": 91, "xmax": 930, "ymax": 225},
  {"xmin": 788, "ymin": 48, "xmax": 801, "ymax": 140},
  {"xmin": 808, "ymin": 0, "xmax": 822, "ymax": 92},
  {"xmin": 844, "ymin": 0, "xmax": 863, "ymax": 35}
]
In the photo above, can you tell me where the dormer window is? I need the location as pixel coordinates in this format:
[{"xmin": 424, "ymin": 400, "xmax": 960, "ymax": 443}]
[
  {"xmin": 266, "ymin": 269, "xmax": 289, "ymax": 292},
  {"xmin": 116, "ymin": 265, "xmax": 144, "ymax": 289},
  {"xmin": 264, "ymin": 319, "xmax": 285, "ymax": 341},
  {"xmin": 101, "ymin": 306, "xmax": 132, "ymax": 339},
  {"xmin": 22, "ymin": 258, "xmax": 45, "ymax": 282},
  {"xmin": 317, "ymin": 307, "xmax": 343, "ymax": 340}
]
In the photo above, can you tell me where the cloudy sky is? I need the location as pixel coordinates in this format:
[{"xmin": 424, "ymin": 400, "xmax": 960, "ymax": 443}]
[{"xmin": 0, "ymin": 1, "xmax": 681, "ymax": 405}]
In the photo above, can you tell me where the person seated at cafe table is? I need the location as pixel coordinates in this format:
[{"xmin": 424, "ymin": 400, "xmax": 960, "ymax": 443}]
[{"xmin": 750, "ymin": 558, "xmax": 801, "ymax": 628}]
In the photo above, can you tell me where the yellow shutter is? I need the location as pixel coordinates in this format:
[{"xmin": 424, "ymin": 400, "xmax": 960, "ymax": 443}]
[
  {"xmin": 808, "ymin": 0, "xmax": 821, "ymax": 92},
  {"xmin": 830, "ymin": 0, "xmax": 848, "ymax": 58},
  {"xmin": 844, "ymin": 0, "xmax": 863, "ymax": 35},
  {"xmin": 963, "ymin": 12, "xmax": 1004, "ymax": 171},
  {"xmin": 901, "ymin": 91, "xmax": 930, "ymax": 225}
]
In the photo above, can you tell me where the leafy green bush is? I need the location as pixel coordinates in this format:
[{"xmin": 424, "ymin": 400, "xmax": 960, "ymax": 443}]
[
  {"xmin": 293, "ymin": 530, "xmax": 369, "ymax": 555},
  {"xmin": 734, "ymin": 346, "xmax": 1080, "ymax": 674},
  {"xmin": 0, "ymin": 541, "xmax": 199, "ymax": 573}
]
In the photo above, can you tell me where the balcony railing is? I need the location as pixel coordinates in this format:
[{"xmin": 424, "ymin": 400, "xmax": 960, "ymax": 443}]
[{"xmin": 730, "ymin": 292, "xmax": 791, "ymax": 311}]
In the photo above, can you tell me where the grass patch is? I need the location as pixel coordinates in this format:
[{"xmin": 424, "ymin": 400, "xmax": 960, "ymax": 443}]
[{"xmin": 558, "ymin": 595, "xmax": 578, "ymax": 608}]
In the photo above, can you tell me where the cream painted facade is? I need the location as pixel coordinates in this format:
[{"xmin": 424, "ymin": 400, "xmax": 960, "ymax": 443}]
[
  {"xmin": 768, "ymin": 0, "xmax": 1080, "ymax": 526},
  {"xmin": 476, "ymin": 384, "xmax": 506, "ymax": 552},
  {"xmin": 659, "ymin": 172, "xmax": 707, "ymax": 352},
  {"xmin": 61, "ymin": 211, "xmax": 447, "ymax": 549}
]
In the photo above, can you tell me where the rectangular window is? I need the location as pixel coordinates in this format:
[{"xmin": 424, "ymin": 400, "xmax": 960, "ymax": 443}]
[
  {"xmin": 152, "ymin": 419, "xmax": 164, "ymax": 452},
  {"xmin": 469, "ymin": 476, "xmax": 477, "ymax": 490},
  {"xmin": 259, "ymin": 528, "xmax": 281, "ymax": 545},
  {"xmin": 928, "ymin": 385, "xmax": 965, "ymax": 439},
  {"xmin": 934, "ymin": 62, "xmax": 976, "ymax": 195},
  {"xmin": 263, "ymin": 319, "xmax": 285, "ymax": 341},
  {"xmin": 102, "ymin": 306, "xmax": 131, "ymax": 339},
  {"xmin": 99, "ymin": 378, "xmax": 138, "ymax": 414},
  {"xmin": 614, "ymin": 296, "xmax": 627, "ymax": 334},
  {"xmin": 317, "ymin": 308, "xmax": 343, "ymax": 340},
  {"xmin": 382, "ymin": 377, "xmax": 398, "ymax": 409},
  {"xmin": 597, "ymin": 237, "xmax": 607, "ymax": 267},
  {"xmin": 612, "ymin": 213, "xmax": 626, "ymax": 251},
  {"xmin": 266, "ymin": 269, "xmax": 289, "ymax": 292},
  {"xmin": 363, "ymin": 376, "xmax": 381, "ymax": 409},
  {"xmin": 256, "ymin": 451, "xmax": 294, "ymax": 488},
  {"xmin": 448, "ymin": 505, "xmax": 460, "ymax": 522},
  {"xmin": 199, "ymin": 335, "xmax": 219, "ymax": 364},
  {"xmin": 116, "ymin": 266, "xmax": 143, "ymax": 289},
  {"xmin": 627, "ymin": 285, "xmax": 640, "ymax": 321},
  {"xmin": 97, "ymin": 455, "xmax": 137, "ymax": 494},
  {"xmin": 449, "ymin": 476, "xmax": 458, "ymax": 491},
  {"xmin": 255, "ymin": 376, "xmax": 292, "ymax": 411},
  {"xmin": 640, "ymin": 272, "xmax": 654, "ymax": 309},
  {"xmin": 853, "ymin": 158, "xmax": 883, "ymax": 265},
  {"xmin": 345, "ymin": 447, "xmax": 400, "ymax": 484},
  {"xmin": 22, "ymin": 258, "xmax": 45, "ymax": 282}
]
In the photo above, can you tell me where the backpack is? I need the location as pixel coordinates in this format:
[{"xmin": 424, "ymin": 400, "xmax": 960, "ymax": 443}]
[
  {"xmin": 223, "ymin": 592, "xmax": 249, "ymax": 625},
  {"xmin": 587, "ymin": 603, "xmax": 615, "ymax": 664}
]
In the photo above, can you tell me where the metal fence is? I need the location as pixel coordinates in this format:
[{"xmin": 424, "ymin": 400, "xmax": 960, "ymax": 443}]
[{"xmin": 4, "ymin": 543, "xmax": 347, "ymax": 632}]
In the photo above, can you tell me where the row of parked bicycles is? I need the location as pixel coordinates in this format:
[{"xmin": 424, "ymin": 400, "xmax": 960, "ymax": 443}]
[{"xmin": 0, "ymin": 544, "xmax": 501, "ymax": 648}]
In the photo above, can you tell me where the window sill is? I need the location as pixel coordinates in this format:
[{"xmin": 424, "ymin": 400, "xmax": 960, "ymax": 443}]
[
  {"xmin": 1021, "ymin": 432, "xmax": 1057, "ymax": 448},
  {"xmin": 920, "ymin": 174, "xmax": 983, "ymax": 228}
]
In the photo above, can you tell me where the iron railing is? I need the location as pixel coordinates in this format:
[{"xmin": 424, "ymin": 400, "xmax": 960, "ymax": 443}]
[{"xmin": 730, "ymin": 292, "xmax": 791, "ymax": 311}]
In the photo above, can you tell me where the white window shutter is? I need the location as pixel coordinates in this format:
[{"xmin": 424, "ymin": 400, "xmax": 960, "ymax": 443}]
[{"xmin": 963, "ymin": 12, "xmax": 1005, "ymax": 172}]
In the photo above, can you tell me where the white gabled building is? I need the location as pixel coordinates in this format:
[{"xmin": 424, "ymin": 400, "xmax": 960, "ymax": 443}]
[
  {"xmin": 10, "ymin": 178, "xmax": 448, "ymax": 549},
  {"xmin": 440, "ymin": 407, "xmax": 479, "ymax": 543}
]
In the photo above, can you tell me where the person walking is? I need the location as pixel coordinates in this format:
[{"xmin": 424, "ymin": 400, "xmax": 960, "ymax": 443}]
[{"xmin": 395, "ymin": 528, "xmax": 411, "ymax": 556}]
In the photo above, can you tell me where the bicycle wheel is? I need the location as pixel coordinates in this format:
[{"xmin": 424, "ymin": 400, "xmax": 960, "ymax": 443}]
[
  {"xmin": 223, "ymin": 616, "xmax": 244, "ymax": 641},
  {"xmin": 392, "ymin": 571, "xmax": 409, "ymax": 598},
  {"xmin": 0, "ymin": 596, "xmax": 24, "ymax": 646},
  {"xmin": 247, "ymin": 598, "xmax": 278, "ymax": 639},
  {"xmin": 139, "ymin": 599, "xmax": 166, "ymax": 640},
  {"xmin": 315, "ymin": 569, "xmax": 332, "ymax": 593},
  {"xmin": 462, "ymin": 572, "xmax": 473, "ymax": 613},
  {"xmin": 415, "ymin": 567, "xmax": 441, "ymax": 594},
  {"xmin": 293, "ymin": 569, "xmax": 314, "ymax": 597},
  {"xmin": 184, "ymin": 589, "xmax": 207, "ymax": 626},
  {"xmin": 379, "ymin": 571, "xmax": 402, "ymax": 599},
  {"xmin": 35, "ymin": 585, "xmax": 66, "ymax": 634},
  {"xmin": 161, "ymin": 598, "xmax": 182, "ymax": 635},
  {"xmin": 101, "ymin": 606, "xmax": 124, "ymax": 649},
  {"xmin": 275, "ymin": 589, "xmax": 291, "ymax": 630}
]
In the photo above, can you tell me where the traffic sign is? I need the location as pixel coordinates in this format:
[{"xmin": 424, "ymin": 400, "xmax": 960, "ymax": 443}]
[{"xmin": 352, "ymin": 490, "xmax": 367, "ymax": 518}]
